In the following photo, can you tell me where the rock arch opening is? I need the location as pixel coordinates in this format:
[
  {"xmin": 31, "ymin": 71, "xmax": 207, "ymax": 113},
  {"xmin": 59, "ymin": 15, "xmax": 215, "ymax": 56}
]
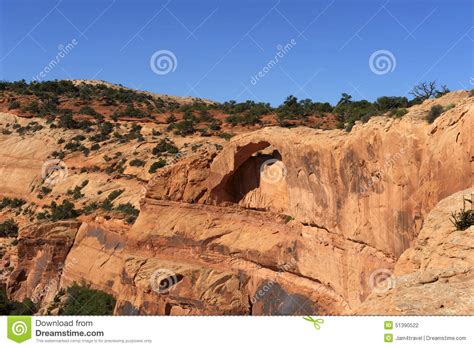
[{"xmin": 210, "ymin": 142, "xmax": 290, "ymax": 214}]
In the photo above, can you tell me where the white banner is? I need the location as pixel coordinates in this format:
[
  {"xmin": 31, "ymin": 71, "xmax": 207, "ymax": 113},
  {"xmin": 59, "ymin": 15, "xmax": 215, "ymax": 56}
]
[{"xmin": 0, "ymin": 316, "xmax": 472, "ymax": 347}]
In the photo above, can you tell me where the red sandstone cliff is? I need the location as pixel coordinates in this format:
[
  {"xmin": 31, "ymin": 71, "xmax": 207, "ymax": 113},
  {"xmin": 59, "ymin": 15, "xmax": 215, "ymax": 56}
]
[{"xmin": 0, "ymin": 90, "xmax": 472, "ymax": 315}]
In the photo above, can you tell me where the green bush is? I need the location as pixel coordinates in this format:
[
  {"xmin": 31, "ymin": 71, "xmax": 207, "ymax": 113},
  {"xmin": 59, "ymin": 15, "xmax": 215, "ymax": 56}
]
[
  {"xmin": 79, "ymin": 106, "xmax": 102, "ymax": 119},
  {"xmin": 8, "ymin": 100, "xmax": 20, "ymax": 110},
  {"xmin": 166, "ymin": 114, "xmax": 177, "ymax": 123},
  {"xmin": 90, "ymin": 143, "xmax": 100, "ymax": 151},
  {"xmin": 390, "ymin": 108, "xmax": 408, "ymax": 118},
  {"xmin": 59, "ymin": 283, "xmax": 115, "ymax": 315},
  {"xmin": 129, "ymin": 159, "xmax": 145, "ymax": 167},
  {"xmin": 444, "ymin": 103, "xmax": 455, "ymax": 111},
  {"xmin": 115, "ymin": 203, "xmax": 139, "ymax": 224},
  {"xmin": 81, "ymin": 202, "xmax": 99, "ymax": 215},
  {"xmin": 450, "ymin": 198, "xmax": 473, "ymax": 231},
  {"xmin": 0, "ymin": 197, "xmax": 26, "ymax": 210},
  {"xmin": 107, "ymin": 189, "xmax": 124, "ymax": 201},
  {"xmin": 426, "ymin": 104, "xmax": 444, "ymax": 123},
  {"xmin": 219, "ymin": 132, "xmax": 233, "ymax": 141},
  {"xmin": 149, "ymin": 159, "xmax": 167, "ymax": 173},
  {"xmin": 0, "ymin": 219, "xmax": 18, "ymax": 237},
  {"xmin": 0, "ymin": 286, "xmax": 36, "ymax": 315},
  {"xmin": 376, "ymin": 96, "xmax": 408, "ymax": 111},
  {"xmin": 152, "ymin": 139, "xmax": 178, "ymax": 155},
  {"xmin": 50, "ymin": 200, "xmax": 79, "ymax": 221},
  {"xmin": 173, "ymin": 119, "xmax": 196, "ymax": 136}
]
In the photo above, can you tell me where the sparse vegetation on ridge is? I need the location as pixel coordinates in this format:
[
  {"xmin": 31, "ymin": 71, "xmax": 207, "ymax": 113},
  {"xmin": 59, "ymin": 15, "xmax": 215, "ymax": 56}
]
[
  {"xmin": 0, "ymin": 79, "xmax": 455, "ymax": 133},
  {"xmin": 450, "ymin": 197, "xmax": 473, "ymax": 231}
]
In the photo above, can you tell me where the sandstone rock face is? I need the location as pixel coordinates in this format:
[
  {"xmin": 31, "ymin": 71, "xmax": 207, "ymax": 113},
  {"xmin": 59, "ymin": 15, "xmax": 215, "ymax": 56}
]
[
  {"xmin": 2, "ymin": 92, "xmax": 473, "ymax": 315},
  {"xmin": 207, "ymin": 98, "xmax": 472, "ymax": 259},
  {"xmin": 356, "ymin": 189, "xmax": 474, "ymax": 315},
  {"xmin": 7, "ymin": 221, "xmax": 81, "ymax": 310},
  {"xmin": 146, "ymin": 150, "xmax": 216, "ymax": 203}
]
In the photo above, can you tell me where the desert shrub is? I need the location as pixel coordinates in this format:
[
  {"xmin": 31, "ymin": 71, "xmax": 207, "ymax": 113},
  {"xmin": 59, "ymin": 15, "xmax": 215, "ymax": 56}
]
[
  {"xmin": 121, "ymin": 105, "xmax": 147, "ymax": 118},
  {"xmin": 152, "ymin": 139, "xmax": 178, "ymax": 155},
  {"xmin": 79, "ymin": 106, "xmax": 102, "ymax": 119},
  {"xmin": 115, "ymin": 203, "xmax": 139, "ymax": 224},
  {"xmin": 444, "ymin": 103, "xmax": 455, "ymax": 111},
  {"xmin": 57, "ymin": 109, "xmax": 75, "ymax": 129},
  {"xmin": 390, "ymin": 108, "xmax": 408, "ymax": 118},
  {"xmin": 129, "ymin": 159, "xmax": 145, "ymax": 167},
  {"xmin": 0, "ymin": 286, "xmax": 36, "ymax": 315},
  {"xmin": 219, "ymin": 132, "xmax": 233, "ymax": 141},
  {"xmin": 24, "ymin": 101, "xmax": 40, "ymax": 113},
  {"xmin": 8, "ymin": 100, "xmax": 20, "ymax": 110},
  {"xmin": 0, "ymin": 219, "xmax": 18, "ymax": 237},
  {"xmin": 198, "ymin": 109, "xmax": 215, "ymax": 122},
  {"xmin": 376, "ymin": 96, "xmax": 408, "ymax": 111},
  {"xmin": 149, "ymin": 159, "xmax": 167, "ymax": 173},
  {"xmin": 345, "ymin": 121, "xmax": 354, "ymax": 132},
  {"xmin": 81, "ymin": 202, "xmax": 99, "ymax": 215},
  {"xmin": 59, "ymin": 283, "xmax": 115, "ymax": 315},
  {"xmin": 0, "ymin": 197, "xmax": 26, "ymax": 210},
  {"xmin": 105, "ymin": 159, "xmax": 126, "ymax": 174},
  {"xmin": 208, "ymin": 121, "xmax": 221, "ymax": 131},
  {"xmin": 410, "ymin": 81, "xmax": 444, "ymax": 101},
  {"xmin": 72, "ymin": 134, "xmax": 86, "ymax": 142},
  {"xmin": 36, "ymin": 211, "xmax": 49, "ymax": 220},
  {"xmin": 166, "ymin": 114, "xmax": 177, "ymax": 123},
  {"xmin": 50, "ymin": 200, "xmax": 79, "ymax": 221},
  {"xmin": 97, "ymin": 189, "xmax": 124, "ymax": 212},
  {"xmin": 99, "ymin": 121, "xmax": 114, "ymax": 135},
  {"xmin": 172, "ymin": 119, "xmax": 196, "ymax": 136},
  {"xmin": 65, "ymin": 141, "xmax": 81, "ymax": 151},
  {"xmin": 426, "ymin": 104, "xmax": 444, "ymax": 123},
  {"xmin": 51, "ymin": 150, "xmax": 65, "ymax": 159},
  {"xmin": 435, "ymin": 85, "xmax": 450, "ymax": 98},
  {"xmin": 450, "ymin": 198, "xmax": 473, "ymax": 231},
  {"xmin": 40, "ymin": 186, "xmax": 52, "ymax": 195},
  {"xmin": 470, "ymin": 89, "xmax": 474, "ymax": 97},
  {"xmin": 334, "ymin": 94, "xmax": 378, "ymax": 126},
  {"xmin": 282, "ymin": 215, "xmax": 294, "ymax": 224},
  {"xmin": 67, "ymin": 181, "xmax": 88, "ymax": 200},
  {"xmin": 107, "ymin": 189, "xmax": 124, "ymax": 201}
]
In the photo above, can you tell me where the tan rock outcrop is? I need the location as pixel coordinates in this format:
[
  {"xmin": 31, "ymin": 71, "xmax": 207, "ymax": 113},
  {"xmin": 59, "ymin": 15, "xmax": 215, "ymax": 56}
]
[
  {"xmin": 206, "ymin": 98, "xmax": 472, "ymax": 259},
  {"xmin": 7, "ymin": 220, "xmax": 81, "ymax": 309},
  {"xmin": 2, "ymin": 92, "xmax": 473, "ymax": 315},
  {"xmin": 355, "ymin": 189, "xmax": 474, "ymax": 315}
]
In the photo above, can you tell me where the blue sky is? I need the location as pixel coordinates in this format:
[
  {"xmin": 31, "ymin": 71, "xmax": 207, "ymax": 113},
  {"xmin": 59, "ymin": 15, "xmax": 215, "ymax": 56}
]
[{"xmin": 0, "ymin": 0, "xmax": 472, "ymax": 105}]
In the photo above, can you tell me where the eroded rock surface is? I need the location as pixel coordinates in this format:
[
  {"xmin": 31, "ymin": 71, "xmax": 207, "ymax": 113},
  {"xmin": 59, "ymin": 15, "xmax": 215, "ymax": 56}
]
[
  {"xmin": 356, "ymin": 189, "xmax": 474, "ymax": 315},
  {"xmin": 1, "ymin": 91, "xmax": 473, "ymax": 315}
]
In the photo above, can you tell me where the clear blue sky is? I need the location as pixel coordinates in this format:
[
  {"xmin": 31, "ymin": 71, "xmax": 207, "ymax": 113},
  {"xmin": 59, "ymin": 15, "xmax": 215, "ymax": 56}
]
[{"xmin": 0, "ymin": 0, "xmax": 472, "ymax": 105}]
